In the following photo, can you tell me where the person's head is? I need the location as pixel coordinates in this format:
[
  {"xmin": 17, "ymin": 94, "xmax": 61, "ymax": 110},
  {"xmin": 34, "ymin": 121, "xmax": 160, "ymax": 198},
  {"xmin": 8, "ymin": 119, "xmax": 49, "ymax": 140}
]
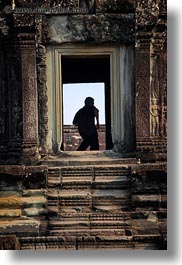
[{"xmin": 84, "ymin": 97, "xmax": 94, "ymax": 107}]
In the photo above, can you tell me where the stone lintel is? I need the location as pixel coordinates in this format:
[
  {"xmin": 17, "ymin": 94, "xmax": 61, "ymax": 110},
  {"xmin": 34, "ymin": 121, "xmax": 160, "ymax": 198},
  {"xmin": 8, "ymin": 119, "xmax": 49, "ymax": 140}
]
[{"xmin": 45, "ymin": 14, "xmax": 134, "ymax": 44}]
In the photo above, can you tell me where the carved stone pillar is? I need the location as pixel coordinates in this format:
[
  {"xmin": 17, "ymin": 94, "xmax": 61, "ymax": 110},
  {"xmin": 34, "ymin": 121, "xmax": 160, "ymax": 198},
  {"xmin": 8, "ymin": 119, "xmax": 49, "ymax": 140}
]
[
  {"xmin": 18, "ymin": 33, "xmax": 39, "ymax": 164},
  {"xmin": 135, "ymin": 33, "xmax": 151, "ymax": 143},
  {"xmin": 161, "ymin": 51, "xmax": 167, "ymax": 139},
  {"xmin": 112, "ymin": 45, "xmax": 135, "ymax": 154},
  {"xmin": 150, "ymin": 32, "xmax": 164, "ymax": 139},
  {"xmin": 36, "ymin": 44, "xmax": 48, "ymax": 156},
  {"xmin": 150, "ymin": 15, "xmax": 167, "ymax": 140},
  {"xmin": 3, "ymin": 37, "xmax": 23, "ymax": 164},
  {"xmin": 135, "ymin": 0, "xmax": 167, "ymax": 160}
]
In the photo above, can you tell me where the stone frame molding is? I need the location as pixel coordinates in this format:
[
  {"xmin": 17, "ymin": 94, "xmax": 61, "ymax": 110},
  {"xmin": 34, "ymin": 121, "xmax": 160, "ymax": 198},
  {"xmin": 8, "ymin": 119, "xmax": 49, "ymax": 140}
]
[{"xmin": 46, "ymin": 44, "xmax": 135, "ymax": 154}]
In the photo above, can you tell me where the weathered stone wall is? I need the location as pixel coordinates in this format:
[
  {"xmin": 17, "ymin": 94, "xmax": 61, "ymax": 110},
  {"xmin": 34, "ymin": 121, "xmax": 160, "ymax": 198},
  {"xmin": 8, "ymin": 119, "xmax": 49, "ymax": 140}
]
[
  {"xmin": 0, "ymin": 34, "xmax": 23, "ymax": 163},
  {"xmin": 0, "ymin": 165, "xmax": 47, "ymax": 212},
  {"xmin": 45, "ymin": 13, "xmax": 134, "ymax": 44},
  {"xmin": 135, "ymin": 0, "xmax": 167, "ymax": 160},
  {"xmin": 0, "ymin": 1, "xmax": 167, "ymax": 250},
  {"xmin": 0, "ymin": 163, "xmax": 167, "ymax": 250},
  {"xmin": 0, "ymin": 235, "xmax": 20, "ymax": 250},
  {"xmin": 0, "ymin": 165, "xmax": 48, "ymax": 249},
  {"xmin": 0, "ymin": 0, "xmax": 167, "ymax": 162},
  {"xmin": 131, "ymin": 164, "xmax": 167, "ymax": 249}
]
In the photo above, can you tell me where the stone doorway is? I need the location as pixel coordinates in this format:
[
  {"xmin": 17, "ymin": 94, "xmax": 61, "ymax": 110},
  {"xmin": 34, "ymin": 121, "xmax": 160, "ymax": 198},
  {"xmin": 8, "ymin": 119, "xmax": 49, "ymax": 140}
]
[
  {"xmin": 46, "ymin": 45, "xmax": 135, "ymax": 155},
  {"xmin": 61, "ymin": 56, "xmax": 112, "ymax": 151}
]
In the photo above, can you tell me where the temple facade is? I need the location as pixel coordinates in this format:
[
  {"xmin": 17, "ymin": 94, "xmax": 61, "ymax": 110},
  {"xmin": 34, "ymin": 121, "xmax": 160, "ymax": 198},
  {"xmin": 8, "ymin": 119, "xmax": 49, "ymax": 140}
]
[{"xmin": 0, "ymin": 0, "xmax": 167, "ymax": 250}]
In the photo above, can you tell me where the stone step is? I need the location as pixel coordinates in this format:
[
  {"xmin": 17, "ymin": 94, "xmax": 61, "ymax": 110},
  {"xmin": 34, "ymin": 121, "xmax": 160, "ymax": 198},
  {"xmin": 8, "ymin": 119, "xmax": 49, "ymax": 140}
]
[
  {"xmin": 51, "ymin": 212, "xmax": 131, "ymax": 221},
  {"xmin": 47, "ymin": 165, "xmax": 131, "ymax": 174},
  {"xmin": 19, "ymin": 235, "xmax": 137, "ymax": 250},
  {"xmin": 42, "ymin": 158, "xmax": 136, "ymax": 167},
  {"xmin": 47, "ymin": 189, "xmax": 130, "ymax": 200},
  {"xmin": 46, "ymin": 164, "xmax": 132, "ymax": 219},
  {"xmin": 47, "ymin": 176, "xmax": 131, "ymax": 189},
  {"xmin": 0, "ymin": 219, "xmax": 40, "ymax": 237},
  {"xmin": 18, "ymin": 233, "xmax": 163, "ymax": 250},
  {"xmin": 47, "ymin": 165, "xmax": 131, "ymax": 188},
  {"xmin": 48, "ymin": 220, "xmax": 130, "ymax": 229},
  {"xmin": 43, "ymin": 158, "xmax": 165, "ymax": 250},
  {"xmin": 48, "ymin": 228, "xmax": 131, "ymax": 237},
  {"xmin": 48, "ymin": 205, "xmax": 128, "ymax": 215},
  {"xmin": 41, "ymin": 151, "xmax": 137, "ymax": 167}
]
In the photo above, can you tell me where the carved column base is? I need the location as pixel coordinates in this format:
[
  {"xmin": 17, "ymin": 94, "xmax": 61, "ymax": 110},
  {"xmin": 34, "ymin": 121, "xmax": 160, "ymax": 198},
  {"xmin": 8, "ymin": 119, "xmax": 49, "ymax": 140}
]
[
  {"xmin": 22, "ymin": 146, "xmax": 41, "ymax": 166},
  {"xmin": 38, "ymin": 145, "xmax": 48, "ymax": 158},
  {"xmin": 113, "ymin": 142, "xmax": 136, "ymax": 156}
]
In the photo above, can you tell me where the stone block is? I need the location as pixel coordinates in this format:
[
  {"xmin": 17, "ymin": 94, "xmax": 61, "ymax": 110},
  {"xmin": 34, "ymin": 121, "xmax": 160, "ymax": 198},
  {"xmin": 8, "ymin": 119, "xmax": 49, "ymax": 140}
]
[
  {"xmin": 47, "ymin": 14, "xmax": 134, "ymax": 44},
  {"xmin": 0, "ymin": 235, "xmax": 20, "ymax": 250},
  {"xmin": 96, "ymin": 0, "xmax": 134, "ymax": 14}
]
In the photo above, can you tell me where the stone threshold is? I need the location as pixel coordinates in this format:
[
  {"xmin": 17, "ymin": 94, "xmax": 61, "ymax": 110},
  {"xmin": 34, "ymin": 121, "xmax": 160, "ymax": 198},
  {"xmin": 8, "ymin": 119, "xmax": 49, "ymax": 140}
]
[{"xmin": 42, "ymin": 150, "xmax": 137, "ymax": 166}]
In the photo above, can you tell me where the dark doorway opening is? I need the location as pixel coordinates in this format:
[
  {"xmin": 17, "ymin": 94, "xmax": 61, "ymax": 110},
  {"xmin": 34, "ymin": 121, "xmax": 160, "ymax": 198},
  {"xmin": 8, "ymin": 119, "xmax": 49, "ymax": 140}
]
[{"xmin": 61, "ymin": 56, "xmax": 113, "ymax": 150}]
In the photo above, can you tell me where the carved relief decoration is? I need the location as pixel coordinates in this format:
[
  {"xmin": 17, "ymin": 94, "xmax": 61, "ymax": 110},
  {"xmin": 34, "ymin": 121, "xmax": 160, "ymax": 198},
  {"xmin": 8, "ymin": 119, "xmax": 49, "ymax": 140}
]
[
  {"xmin": 135, "ymin": 0, "xmax": 166, "ymax": 47},
  {"xmin": 135, "ymin": 0, "xmax": 167, "ymax": 143},
  {"xmin": 135, "ymin": 0, "xmax": 159, "ymax": 30},
  {"xmin": 0, "ymin": 0, "xmax": 167, "ymax": 160},
  {"xmin": 0, "ymin": 13, "xmax": 8, "ymax": 35},
  {"xmin": 50, "ymin": 0, "xmax": 80, "ymax": 8},
  {"xmin": 15, "ymin": 0, "xmax": 95, "ymax": 12},
  {"xmin": 13, "ymin": 1, "xmax": 96, "ymax": 32},
  {"xmin": 149, "ymin": 12, "xmax": 167, "ymax": 138},
  {"xmin": 36, "ymin": 44, "xmax": 48, "ymax": 154},
  {"xmin": 161, "ymin": 51, "xmax": 167, "ymax": 138},
  {"xmin": 135, "ymin": 0, "xmax": 167, "ymax": 41},
  {"xmin": 150, "ymin": 97, "xmax": 160, "ymax": 137},
  {"xmin": 21, "ymin": 47, "xmax": 38, "ymax": 142},
  {"xmin": 6, "ymin": 50, "xmax": 23, "ymax": 142},
  {"xmin": 0, "ymin": 48, "xmax": 8, "ymax": 141},
  {"xmin": 11, "ymin": 101, "xmax": 22, "ymax": 139}
]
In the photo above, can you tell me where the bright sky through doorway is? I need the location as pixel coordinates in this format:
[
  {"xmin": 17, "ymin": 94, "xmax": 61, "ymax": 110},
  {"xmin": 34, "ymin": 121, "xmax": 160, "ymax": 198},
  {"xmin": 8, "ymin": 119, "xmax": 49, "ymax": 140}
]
[{"xmin": 63, "ymin": 83, "xmax": 105, "ymax": 125}]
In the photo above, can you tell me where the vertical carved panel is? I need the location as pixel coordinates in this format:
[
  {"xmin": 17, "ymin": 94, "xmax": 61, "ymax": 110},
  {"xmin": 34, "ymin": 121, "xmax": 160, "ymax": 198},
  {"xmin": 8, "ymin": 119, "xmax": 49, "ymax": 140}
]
[
  {"xmin": 135, "ymin": 0, "xmax": 167, "ymax": 156},
  {"xmin": 150, "ymin": 13, "xmax": 167, "ymax": 139},
  {"xmin": 135, "ymin": 37, "xmax": 151, "ymax": 139},
  {"xmin": 150, "ymin": 52, "xmax": 160, "ymax": 138},
  {"xmin": 121, "ymin": 46, "xmax": 135, "ymax": 152},
  {"xmin": 7, "ymin": 50, "xmax": 23, "ymax": 142},
  {"xmin": 19, "ymin": 33, "xmax": 38, "ymax": 146},
  {"xmin": 0, "ymin": 37, "xmax": 24, "ymax": 163},
  {"xmin": 161, "ymin": 52, "xmax": 167, "ymax": 138},
  {"xmin": 0, "ymin": 45, "xmax": 8, "ymax": 143},
  {"xmin": 15, "ymin": 0, "xmax": 95, "ymax": 12},
  {"xmin": 150, "ymin": 97, "xmax": 160, "ymax": 137},
  {"xmin": 37, "ymin": 44, "xmax": 48, "ymax": 153}
]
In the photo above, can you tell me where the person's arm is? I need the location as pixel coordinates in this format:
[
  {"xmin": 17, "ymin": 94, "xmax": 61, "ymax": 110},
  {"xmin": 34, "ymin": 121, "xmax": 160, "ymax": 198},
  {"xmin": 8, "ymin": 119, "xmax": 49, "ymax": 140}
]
[
  {"xmin": 73, "ymin": 111, "xmax": 79, "ymax": 126},
  {"xmin": 95, "ymin": 109, "xmax": 100, "ymax": 130}
]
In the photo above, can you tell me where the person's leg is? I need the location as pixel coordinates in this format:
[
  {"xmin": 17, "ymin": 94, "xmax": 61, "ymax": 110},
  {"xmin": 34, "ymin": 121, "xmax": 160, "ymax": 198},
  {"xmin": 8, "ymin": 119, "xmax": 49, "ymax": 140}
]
[
  {"xmin": 90, "ymin": 133, "xmax": 99, "ymax": 150},
  {"xmin": 77, "ymin": 137, "xmax": 90, "ymax": 151}
]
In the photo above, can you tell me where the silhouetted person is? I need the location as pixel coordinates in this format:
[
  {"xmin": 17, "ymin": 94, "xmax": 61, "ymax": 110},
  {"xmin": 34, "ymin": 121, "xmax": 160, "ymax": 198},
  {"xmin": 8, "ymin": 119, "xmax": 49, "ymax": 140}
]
[{"xmin": 73, "ymin": 97, "xmax": 99, "ymax": 151}]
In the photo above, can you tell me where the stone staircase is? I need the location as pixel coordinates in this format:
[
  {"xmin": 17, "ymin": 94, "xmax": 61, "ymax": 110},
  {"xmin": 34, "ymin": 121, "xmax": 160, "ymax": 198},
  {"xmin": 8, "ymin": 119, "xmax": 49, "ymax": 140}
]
[
  {"xmin": 44, "ymin": 164, "xmax": 133, "ymax": 250},
  {"xmin": 8, "ymin": 151, "xmax": 166, "ymax": 250}
]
